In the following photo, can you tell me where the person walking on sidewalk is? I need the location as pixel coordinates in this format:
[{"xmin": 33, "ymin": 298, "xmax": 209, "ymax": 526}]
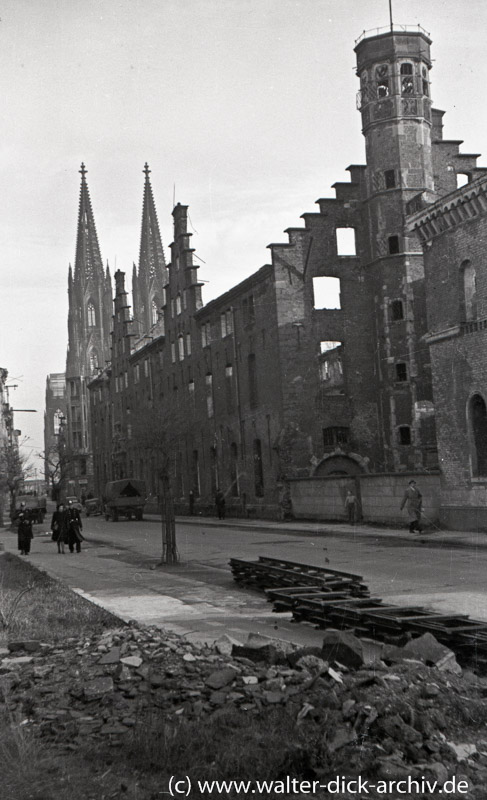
[
  {"xmin": 215, "ymin": 489, "xmax": 226, "ymax": 520},
  {"xmin": 344, "ymin": 489, "xmax": 358, "ymax": 525},
  {"xmin": 51, "ymin": 503, "xmax": 68, "ymax": 554},
  {"xmin": 400, "ymin": 479, "xmax": 423, "ymax": 533},
  {"xmin": 66, "ymin": 499, "xmax": 84, "ymax": 553},
  {"xmin": 15, "ymin": 501, "xmax": 34, "ymax": 555}
]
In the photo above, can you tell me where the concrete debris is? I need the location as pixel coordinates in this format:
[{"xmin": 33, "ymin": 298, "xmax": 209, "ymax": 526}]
[
  {"xmin": 321, "ymin": 630, "xmax": 364, "ymax": 669},
  {"xmin": 401, "ymin": 632, "xmax": 462, "ymax": 672},
  {"xmin": 447, "ymin": 742, "xmax": 478, "ymax": 761},
  {"xmin": 0, "ymin": 622, "xmax": 486, "ymax": 795}
]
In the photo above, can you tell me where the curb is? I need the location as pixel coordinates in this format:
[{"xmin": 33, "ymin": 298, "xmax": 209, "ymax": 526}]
[{"xmin": 171, "ymin": 516, "xmax": 487, "ymax": 551}]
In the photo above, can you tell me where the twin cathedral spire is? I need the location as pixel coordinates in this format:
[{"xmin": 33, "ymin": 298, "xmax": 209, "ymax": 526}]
[{"xmin": 66, "ymin": 162, "xmax": 167, "ymax": 381}]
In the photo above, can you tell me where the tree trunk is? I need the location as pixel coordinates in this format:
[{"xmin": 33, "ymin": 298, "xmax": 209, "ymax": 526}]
[{"xmin": 159, "ymin": 472, "xmax": 178, "ymax": 564}]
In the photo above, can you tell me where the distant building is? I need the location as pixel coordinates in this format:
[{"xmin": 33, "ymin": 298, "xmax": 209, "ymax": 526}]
[{"xmin": 44, "ymin": 372, "xmax": 67, "ymax": 500}]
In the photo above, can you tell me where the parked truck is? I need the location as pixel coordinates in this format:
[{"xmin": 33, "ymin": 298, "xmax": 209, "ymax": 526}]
[
  {"xmin": 14, "ymin": 495, "xmax": 47, "ymax": 524},
  {"xmin": 103, "ymin": 480, "xmax": 146, "ymax": 522}
]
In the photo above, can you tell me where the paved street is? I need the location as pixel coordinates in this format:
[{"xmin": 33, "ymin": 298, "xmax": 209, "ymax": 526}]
[{"xmin": 1, "ymin": 515, "xmax": 487, "ymax": 649}]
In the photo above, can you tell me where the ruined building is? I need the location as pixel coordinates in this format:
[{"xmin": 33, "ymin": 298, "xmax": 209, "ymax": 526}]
[
  {"xmin": 60, "ymin": 24, "xmax": 486, "ymax": 522},
  {"xmin": 410, "ymin": 176, "xmax": 487, "ymax": 529}
]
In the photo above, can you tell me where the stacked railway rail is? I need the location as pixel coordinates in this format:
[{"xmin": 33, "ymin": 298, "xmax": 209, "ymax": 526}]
[{"xmin": 229, "ymin": 556, "xmax": 487, "ymax": 669}]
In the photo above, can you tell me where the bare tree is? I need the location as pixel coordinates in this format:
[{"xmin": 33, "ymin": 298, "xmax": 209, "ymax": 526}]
[
  {"xmin": 42, "ymin": 439, "xmax": 76, "ymax": 503},
  {"xmin": 132, "ymin": 406, "xmax": 180, "ymax": 565},
  {"xmin": 0, "ymin": 438, "xmax": 33, "ymax": 522}
]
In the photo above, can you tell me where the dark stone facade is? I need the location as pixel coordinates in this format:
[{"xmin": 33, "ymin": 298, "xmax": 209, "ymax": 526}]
[{"xmin": 409, "ymin": 178, "xmax": 487, "ymax": 529}]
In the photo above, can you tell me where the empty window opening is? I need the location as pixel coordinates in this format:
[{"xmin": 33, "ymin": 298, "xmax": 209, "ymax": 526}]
[
  {"xmin": 178, "ymin": 335, "xmax": 184, "ymax": 360},
  {"xmin": 470, "ymin": 394, "xmax": 487, "ymax": 476},
  {"xmin": 398, "ymin": 426, "xmax": 411, "ymax": 445},
  {"xmin": 388, "ymin": 235, "xmax": 400, "ymax": 255},
  {"xmin": 384, "ymin": 170, "xmax": 396, "ymax": 189},
  {"xmin": 225, "ymin": 365, "xmax": 234, "ymax": 413},
  {"xmin": 336, "ymin": 228, "xmax": 356, "ymax": 256},
  {"xmin": 400, "ymin": 63, "xmax": 413, "ymax": 75},
  {"xmin": 456, "ymin": 173, "xmax": 470, "ymax": 189},
  {"xmin": 206, "ymin": 374, "xmax": 214, "ymax": 418},
  {"xmin": 395, "ymin": 362, "xmax": 408, "ymax": 382},
  {"xmin": 323, "ymin": 426, "xmax": 349, "ymax": 449},
  {"xmin": 462, "ymin": 260, "xmax": 477, "ymax": 321},
  {"xmin": 377, "ymin": 80, "xmax": 389, "ymax": 98},
  {"xmin": 313, "ymin": 277, "xmax": 341, "ymax": 310},
  {"xmin": 391, "ymin": 300, "xmax": 404, "ymax": 321},
  {"xmin": 401, "ymin": 76, "xmax": 414, "ymax": 95},
  {"xmin": 201, "ymin": 321, "xmax": 211, "ymax": 347}
]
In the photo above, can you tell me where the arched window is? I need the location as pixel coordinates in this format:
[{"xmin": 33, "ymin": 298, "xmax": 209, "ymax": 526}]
[
  {"xmin": 89, "ymin": 351, "xmax": 98, "ymax": 374},
  {"xmin": 53, "ymin": 409, "xmax": 63, "ymax": 435},
  {"xmin": 87, "ymin": 302, "xmax": 96, "ymax": 327},
  {"xmin": 469, "ymin": 394, "xmax": 487, "ymax": 476},
  {"xmin": 400, "ymin": 63, "xmax": 414, "ymax": 95},
  {"xmin": 151, "ymin": 300, "xmax": 159, "ymax": 325},
  {"xmin": 461, "ymin": 260, "xmax": 477, "ymax": 321}
]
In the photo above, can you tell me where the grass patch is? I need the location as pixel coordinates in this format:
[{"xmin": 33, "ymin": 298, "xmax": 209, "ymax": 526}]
[
  {"xmin": 127, "ymin": 706, "xmax": 318, "ymax": 798},
  {"xmin": 0, "ymin": 552, "xmax": 121, "ymax": 641}
]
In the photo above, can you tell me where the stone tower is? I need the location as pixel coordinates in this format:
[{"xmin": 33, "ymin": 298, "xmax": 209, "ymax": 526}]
[
  {"xmin": 65, "ymin": 164, "xmax": 113, "ymax": 496},
  {"xmin": 132, "ymin": 163, "xmax": 168, "ymax": 337},
  {"xmin": 355, "ymin": 27, "xmax": 437, "ymax": 470}
]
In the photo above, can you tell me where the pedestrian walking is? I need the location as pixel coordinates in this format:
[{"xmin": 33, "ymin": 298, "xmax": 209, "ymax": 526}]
[
  {"xmin": 66, "ymin": 499, "xmax": 84, "ymax": 553},
  {"xmin": 189, "ymin": 489, "xmax": 195, "ymax": 516},
  {"xmin": 51, "ymin": 503, "xmax": 68, "ymax": 554},
  {"xmin": 215, "ymin": 489, "xmax": 226, "ymax": 520},
  {"xmin": 15, "ymin": 501, "xmax": 34, "ymax": 555},
  {"xmin": 344, "ymin": 489, "xmax": 358, "ymax": 525},
  {"xmin": 400, "ymin": 479, "xmax": 423, "ymax": 533}
]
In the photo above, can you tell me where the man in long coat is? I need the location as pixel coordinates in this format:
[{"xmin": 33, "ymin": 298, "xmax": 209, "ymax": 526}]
[
  {"xmin": 400, "ymin": 480, "xmax": 423, "ymax": 533},
  {"xmin": 66, "ymin": 500, "xmax": 84, "ymax": 553},
  {"xmin": 15, "ymin": 501, "xmax": 34, "ymax": 555}
]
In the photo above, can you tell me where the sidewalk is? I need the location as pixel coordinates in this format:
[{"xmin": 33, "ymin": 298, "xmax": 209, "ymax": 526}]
[{"xmin": 171, "ymin": 514, "xmax": 487, "ymax": 550}]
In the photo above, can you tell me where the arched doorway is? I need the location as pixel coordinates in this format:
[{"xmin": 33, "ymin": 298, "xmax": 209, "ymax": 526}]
[{"xmin": 314, "ymin": 454, "xmax": 364, "ymax": 477}]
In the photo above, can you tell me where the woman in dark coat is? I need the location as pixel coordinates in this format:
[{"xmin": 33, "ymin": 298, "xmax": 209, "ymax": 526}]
[
  {"xmin": 16, "ymin": 501, "xmax": 34, "ymax": 555},
  {"xmin": 51, "ymin": 503, "xmax": 68, "ymax": 554}
]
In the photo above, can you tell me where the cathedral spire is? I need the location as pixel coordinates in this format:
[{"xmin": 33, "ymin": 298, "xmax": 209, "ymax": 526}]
[
  {"xmin": 133, "ymin": 163, "xmax": 167, "ymax": 335},
  {"xmin": 74, "ymin": 163, "xmax": 104, "ymax": 283},
  {"xmin": 138, "ymin": 162, "xmax": 166, "ymax": 282}
]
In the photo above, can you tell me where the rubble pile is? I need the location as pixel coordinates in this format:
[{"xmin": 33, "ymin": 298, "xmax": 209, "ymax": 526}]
[{"xmin": 1, "ymin": 624, "xmax": 487, "ymax": 797}]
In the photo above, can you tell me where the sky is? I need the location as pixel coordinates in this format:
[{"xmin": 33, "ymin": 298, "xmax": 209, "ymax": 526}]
[{"xmin": 1, "ymin": 0, "xmax": 486, "ymax": 474}]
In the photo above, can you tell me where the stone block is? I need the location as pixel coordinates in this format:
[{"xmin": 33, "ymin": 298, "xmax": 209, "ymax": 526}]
[{"xmin": 321, "ymin": 630, "xmax": 364, "ymax": 669}]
